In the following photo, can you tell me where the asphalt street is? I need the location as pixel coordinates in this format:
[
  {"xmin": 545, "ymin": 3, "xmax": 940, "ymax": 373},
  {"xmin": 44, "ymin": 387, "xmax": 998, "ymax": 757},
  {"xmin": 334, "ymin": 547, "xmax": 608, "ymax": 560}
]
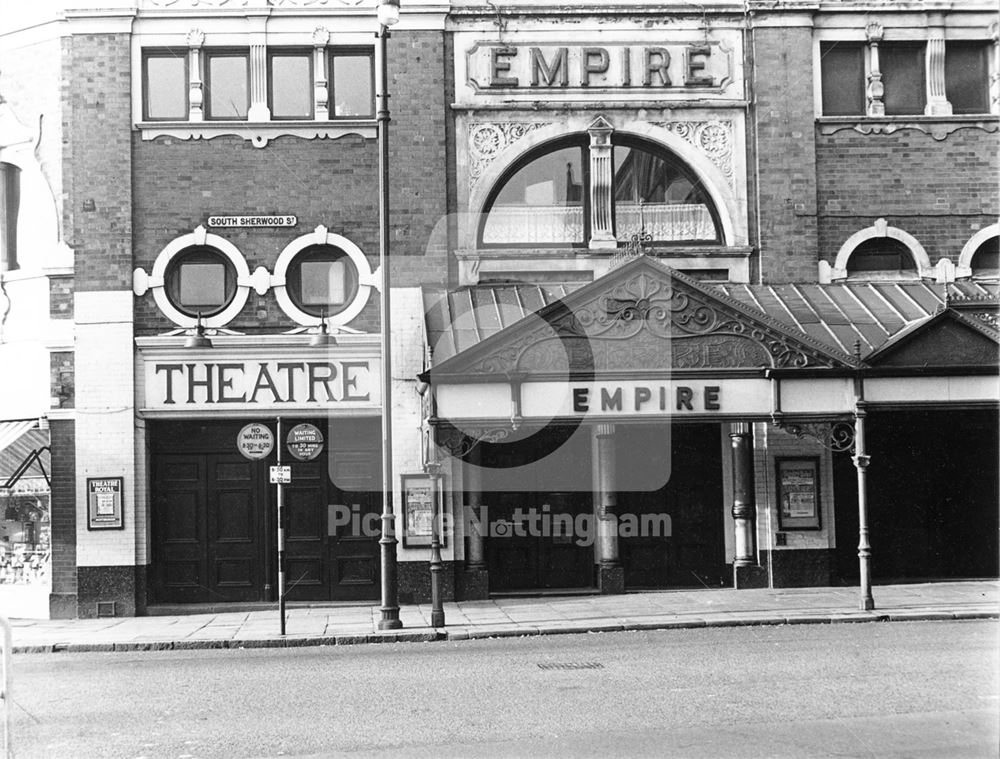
[{"xmin": 6, "ymin": 620, "xmax": 998, "ymax": 759}]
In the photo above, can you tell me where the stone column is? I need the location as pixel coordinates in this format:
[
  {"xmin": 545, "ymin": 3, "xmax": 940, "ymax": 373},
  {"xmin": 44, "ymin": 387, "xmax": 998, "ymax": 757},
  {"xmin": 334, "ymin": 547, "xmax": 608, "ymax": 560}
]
[
  {"xmin": 731, "ymin": 423, "xmax": 765, "ymax": 588},
  {"xmin": 925, "ymin": 16, "xmax": 952, "ymax": 116},
  {"xmin": 587, "ymin": 116, "xmax": 616, "ymax": 249},
  {"xmin": 865, "ymin": 22, "xmax": 885, "ymax": 117},
  {"xmin": 459, "ymin": 448, "xmax": 489, "ymax": 599},
  {"xmin": 594, "ymin": 423, "xmax": 624, "ymax": 594}
]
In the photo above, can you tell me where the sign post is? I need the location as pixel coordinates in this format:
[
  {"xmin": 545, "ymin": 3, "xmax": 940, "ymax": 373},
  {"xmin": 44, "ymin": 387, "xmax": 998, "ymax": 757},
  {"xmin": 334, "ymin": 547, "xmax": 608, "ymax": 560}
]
[{"xmin": 276, "ymin": 417, "xmax": 286, "ymax": 635}]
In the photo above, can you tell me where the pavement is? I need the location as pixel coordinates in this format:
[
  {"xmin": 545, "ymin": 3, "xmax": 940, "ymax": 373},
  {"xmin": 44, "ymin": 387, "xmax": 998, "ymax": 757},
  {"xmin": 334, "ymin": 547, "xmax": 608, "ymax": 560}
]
[{"xmin": 3, "ymin": 580, "xmax": 997, "ymax": 654}]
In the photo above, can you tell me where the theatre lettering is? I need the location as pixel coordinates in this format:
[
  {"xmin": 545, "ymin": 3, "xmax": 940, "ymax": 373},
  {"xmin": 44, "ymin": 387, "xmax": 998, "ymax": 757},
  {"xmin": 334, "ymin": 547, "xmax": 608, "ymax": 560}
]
[
  {"xmin": 467, "ymin": 42, "xmax": 730, "ymax": 91},
  {"xmin": 144, "ymin": 358, "xmax": 379, "ymax": 410},
  {"xmin": 572, "ymin": 384, "xmax": 721, "ymax": 414}
]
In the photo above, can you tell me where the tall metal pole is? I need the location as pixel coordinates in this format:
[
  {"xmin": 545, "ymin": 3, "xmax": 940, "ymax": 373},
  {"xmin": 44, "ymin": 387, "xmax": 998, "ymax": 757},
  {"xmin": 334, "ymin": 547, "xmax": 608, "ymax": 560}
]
[
  {"xmin": 853, "ymin": 377, "xmax": 875, "ymax": 611},
  {"xmin": 427, "ymin": 464, "xmax": 445, "ymax": 627},
  {"xmin": 377, "ymin": 21, "xmax": 402, "ymax": 630},
  {"xmin": 277, "ymin": 416, "xmax": 287, "ymax": 634}
]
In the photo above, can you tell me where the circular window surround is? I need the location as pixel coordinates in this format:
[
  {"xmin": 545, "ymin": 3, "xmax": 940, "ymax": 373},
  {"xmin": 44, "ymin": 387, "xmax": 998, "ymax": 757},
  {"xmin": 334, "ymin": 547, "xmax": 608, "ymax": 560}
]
[
  {"xmin": 956, "ymin": 223, "xmax": 999, "ymax": 278},
  {"xmin": 272, "ymin": 225, "xmax": 376, "ymax": 328},
  {"xmin": 830, "ymin": 219, "xmax": 933, "ymax": 281},
  {"xmin": 133, "ymin": 226, "xmax": 263, "ymax": 329}
]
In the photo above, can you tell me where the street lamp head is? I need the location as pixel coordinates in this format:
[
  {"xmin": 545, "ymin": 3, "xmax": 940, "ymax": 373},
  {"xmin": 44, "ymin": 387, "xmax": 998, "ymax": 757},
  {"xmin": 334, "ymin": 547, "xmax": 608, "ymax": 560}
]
[{"xmin": 377, "ymin": 0, "xmax": 400, "ymax": 27}]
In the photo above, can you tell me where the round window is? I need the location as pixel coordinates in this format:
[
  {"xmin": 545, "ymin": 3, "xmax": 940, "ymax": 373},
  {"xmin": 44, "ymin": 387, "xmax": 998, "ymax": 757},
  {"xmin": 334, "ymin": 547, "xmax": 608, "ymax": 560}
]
[
  {"xmin": 286, "ymin": 244, "xmax": 359, "ymax": 318},
  {"xmin": 164, "ymin": 246, "xmax": 238, "ymax": 318}
]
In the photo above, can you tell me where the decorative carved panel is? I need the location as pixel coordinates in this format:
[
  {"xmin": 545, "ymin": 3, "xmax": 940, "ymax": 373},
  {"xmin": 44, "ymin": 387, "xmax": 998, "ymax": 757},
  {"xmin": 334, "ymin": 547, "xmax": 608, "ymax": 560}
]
[
  {"xmin": 468, "ymin": 122, "xmax": 548, "ymax": 190},
  {"xmin": 448, "ymin": 261, "xmax": 849, "ymax": 376},
  {"xmin": 652, "ymin": 120, "xmax": 735, "ymax": 190}
]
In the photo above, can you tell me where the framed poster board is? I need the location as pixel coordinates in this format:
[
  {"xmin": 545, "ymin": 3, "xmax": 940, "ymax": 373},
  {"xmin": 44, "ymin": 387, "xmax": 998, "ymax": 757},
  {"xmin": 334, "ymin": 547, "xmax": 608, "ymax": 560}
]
[
  {"xmin": 401, "ymin": 474, "xmax": 446, "ymax": 548},
  {"xmin": 776, "ymin": 457, "xmax": 821, "ymax": 530},
  {"xmin": 87, "ymin": 477, "xmax": 124, "ymax": 530}
]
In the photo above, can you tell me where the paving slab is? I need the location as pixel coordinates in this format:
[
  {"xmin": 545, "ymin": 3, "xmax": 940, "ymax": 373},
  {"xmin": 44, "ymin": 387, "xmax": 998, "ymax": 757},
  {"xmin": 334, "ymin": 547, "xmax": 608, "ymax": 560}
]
[{"xmin": 5, "ymin": 580, "xmax": 996, "ymax": 654}]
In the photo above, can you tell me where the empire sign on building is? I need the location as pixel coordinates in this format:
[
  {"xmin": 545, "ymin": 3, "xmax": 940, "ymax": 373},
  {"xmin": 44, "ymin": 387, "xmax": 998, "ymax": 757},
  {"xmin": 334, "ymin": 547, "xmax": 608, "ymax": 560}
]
[{"xmin": 0, "ymin": 0, "xmax": 996, "ymax": 619}]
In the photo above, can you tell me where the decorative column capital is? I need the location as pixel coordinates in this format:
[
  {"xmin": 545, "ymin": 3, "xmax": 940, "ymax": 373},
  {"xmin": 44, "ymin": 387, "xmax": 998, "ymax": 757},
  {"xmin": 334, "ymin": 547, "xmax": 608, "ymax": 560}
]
[
  {"xmin": 187, "ymin": 28, "xmax": 205, "ymax": 48},
  {"xmin": 865, "ymin": 21, "xmax": 883, "ymax": 43},
  {"xmin": 729, "ymin": 421, "xmax": 751, "ymax": 439},
  {"xmin": 595, "ymin": 422, "xmax": 615, "ymax": 438},
  {"xmin": 312, "ymin": 26, "xmax": 330, "ymax": 47}
]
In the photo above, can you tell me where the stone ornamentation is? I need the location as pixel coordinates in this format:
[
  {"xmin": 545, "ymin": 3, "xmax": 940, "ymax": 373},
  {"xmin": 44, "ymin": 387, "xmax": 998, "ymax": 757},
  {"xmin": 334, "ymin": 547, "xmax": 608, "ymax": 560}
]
[
  {"xmin": 468, "ymin": 122, "xmax": 547, "ymax": 189},
  {"xmin": 652, "ymin": 120, "xmax": 735, "ymax": 190}
]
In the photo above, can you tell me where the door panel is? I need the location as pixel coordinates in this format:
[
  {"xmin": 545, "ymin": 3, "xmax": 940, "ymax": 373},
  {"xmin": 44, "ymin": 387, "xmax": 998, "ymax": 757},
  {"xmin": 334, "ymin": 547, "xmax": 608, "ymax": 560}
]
[
  {"xmin": 153, "ymin": 453, "xmax": 265, "ymax": 603},
  {"xmin": 620, "ymin": 424, "xmax": 725, "ymax": 588}
]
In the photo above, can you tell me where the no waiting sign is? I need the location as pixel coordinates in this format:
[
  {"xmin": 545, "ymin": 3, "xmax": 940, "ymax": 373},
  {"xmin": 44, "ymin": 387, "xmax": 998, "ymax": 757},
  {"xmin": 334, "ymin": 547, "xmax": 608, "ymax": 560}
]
[
  {"xmin": 237, "ymin": 422, "xmax": 274, "ymax": 460},
  {"xmin": 287, "ymin": 423, "xmax": 324, "ymax": 461}
]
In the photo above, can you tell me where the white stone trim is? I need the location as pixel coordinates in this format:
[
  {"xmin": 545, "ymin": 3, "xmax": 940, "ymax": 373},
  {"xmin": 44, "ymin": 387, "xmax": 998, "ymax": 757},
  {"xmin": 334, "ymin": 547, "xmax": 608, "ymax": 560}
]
[
  {"xmin": 140, "ymin": 226, "xmax": 252, "ymax": 329},
  {"xmin": 957, "ymin": 222, "xmax": 999, "ymax": 278},
  {"xmin": 465, "ymin": 116, "xmax": 743, "ymax": 250},
  {"xmin": 271, "ymin": 225, "xmax": 375, "ymax": 328},
  {"xmin": 830, "ymin": 218, "xmax": 933, "ymax": 280}
]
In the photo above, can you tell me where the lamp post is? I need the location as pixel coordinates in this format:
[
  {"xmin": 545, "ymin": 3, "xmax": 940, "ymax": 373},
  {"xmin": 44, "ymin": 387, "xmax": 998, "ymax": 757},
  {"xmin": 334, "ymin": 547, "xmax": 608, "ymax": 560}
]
[
  {"xmin": 425, "ymin": 460, "xmax": 445, "ymax": 628},
  {"xmin": 376, "ymin": 0, "xmax": 402, "ymax": 630}
]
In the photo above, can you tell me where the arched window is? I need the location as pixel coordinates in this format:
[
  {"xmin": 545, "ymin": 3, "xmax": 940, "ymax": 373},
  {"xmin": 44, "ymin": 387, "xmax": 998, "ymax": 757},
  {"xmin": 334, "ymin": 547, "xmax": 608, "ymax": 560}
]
[
  {"xmin": 971, "ymin": 236, "xmax": 999, "ymax": 279},
  {"xmin": 479, "ymin": 137, "xmax": 721, "ymax": 247},
  {"xmin": 846, "ymin": 238, "xmax": 918, "ymax": 280},
  {"xmin": 0, "ymin": 162, "xmax": 20, "ymax": 272}
]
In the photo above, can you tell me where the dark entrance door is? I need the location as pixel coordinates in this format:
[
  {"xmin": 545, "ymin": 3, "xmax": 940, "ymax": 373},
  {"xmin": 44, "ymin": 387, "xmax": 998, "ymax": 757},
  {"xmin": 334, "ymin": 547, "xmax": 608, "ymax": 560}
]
[
  {"xmin": 619, "ymin": 423, "xmax": 726, "ymax": 588},
  {"xmin": 833, "ymin": 409, "xmax": 999, "ymax": 582},
  {"xmin": 483, "ymin": 427, "xmax": 594, "ymax": 592},
  {"xmin": 153, "ymin": 453, "xmax": 265, "ymax": 604},
  {"xmin": 283, "ymin": 444, "xmax": 382, "ymax": 602},
  {"xmin": 150, "ymin": 419, "xmax": 381, "ymax": 604}
]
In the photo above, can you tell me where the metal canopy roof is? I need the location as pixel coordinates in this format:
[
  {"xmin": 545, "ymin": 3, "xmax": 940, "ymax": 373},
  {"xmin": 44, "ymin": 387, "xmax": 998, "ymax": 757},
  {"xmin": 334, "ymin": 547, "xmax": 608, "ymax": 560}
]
[{"xmin": 424, "ymin": 277, "xmax": 998, "ymax": 366}]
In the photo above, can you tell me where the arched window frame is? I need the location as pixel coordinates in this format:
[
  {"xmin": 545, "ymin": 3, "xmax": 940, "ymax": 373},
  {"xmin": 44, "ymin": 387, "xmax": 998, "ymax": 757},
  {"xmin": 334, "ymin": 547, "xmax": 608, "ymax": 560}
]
[
  {"xmin": 830, "ymin": 219, "xmax": 933, "ymax": 281},
  {"xmin": 956, "ymin": 223, "xmax": 999, "ymax": 279},
  {"xmin": 476, "ymin": 121, "xmax": 725, "ymax": 250}
]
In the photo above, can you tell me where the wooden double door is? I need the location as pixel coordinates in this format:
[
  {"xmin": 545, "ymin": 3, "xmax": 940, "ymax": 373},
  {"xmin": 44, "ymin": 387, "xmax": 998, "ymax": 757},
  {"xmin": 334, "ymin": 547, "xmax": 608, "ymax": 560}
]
[
  {"xmin": 151, "ymin": 420, "xmax": 381, "ymax": 605},
  {"xmin": 617, "ymin": 423, "xmax": 726, "ymax": 589}
]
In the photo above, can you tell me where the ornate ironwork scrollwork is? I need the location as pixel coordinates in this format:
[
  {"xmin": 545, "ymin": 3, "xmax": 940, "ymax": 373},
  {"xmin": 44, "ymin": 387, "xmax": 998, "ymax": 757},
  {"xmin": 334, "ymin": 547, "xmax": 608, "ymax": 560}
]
[
  {"xmin": 433, "ymin": 424, "xmax": 512, "ymax": 458},
  {"xmin": 776, "ymin": 420, "xmax": 856, "ymax": 453}
]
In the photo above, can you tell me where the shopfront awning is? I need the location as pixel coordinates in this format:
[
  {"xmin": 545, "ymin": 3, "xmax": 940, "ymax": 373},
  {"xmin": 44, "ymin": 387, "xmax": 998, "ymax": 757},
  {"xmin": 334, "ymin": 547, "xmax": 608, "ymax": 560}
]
[{"xmin": 0, "ymin": 420, "xmax": 36, "ymax": 456}]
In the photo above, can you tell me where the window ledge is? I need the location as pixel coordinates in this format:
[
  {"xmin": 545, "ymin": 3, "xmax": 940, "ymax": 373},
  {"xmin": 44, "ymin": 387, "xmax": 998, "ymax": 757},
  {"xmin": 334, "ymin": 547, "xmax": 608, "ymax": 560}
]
[
  {"xmin": 817, "ymin": 115, "xmax": 999, "ymax": 142},
  {"xmin": 136, "ymin": 121, "xmax": 376, "ymax": 148}
]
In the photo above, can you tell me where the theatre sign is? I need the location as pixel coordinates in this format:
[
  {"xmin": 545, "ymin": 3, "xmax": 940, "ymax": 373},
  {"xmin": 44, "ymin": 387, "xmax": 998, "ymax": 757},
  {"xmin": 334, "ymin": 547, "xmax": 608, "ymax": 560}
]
[
  {"xmin": 137, "ymin": 345, "xmax": 381, "ymax": 414},
  {"xmin": 457, "ymin": 29, "xmax": 743, "ymax": 103}
]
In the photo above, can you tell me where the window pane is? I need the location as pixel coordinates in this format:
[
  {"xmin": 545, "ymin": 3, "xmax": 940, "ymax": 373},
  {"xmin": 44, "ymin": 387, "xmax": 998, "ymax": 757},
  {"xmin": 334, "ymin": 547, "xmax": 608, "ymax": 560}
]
[
  {"xmin": 0, "ymin": 163, "xmax": 19, "ymax": 272},
  {"xmin": 613, "ymin": 146, "xmax": 718, "ymax": 242},
  {"xmin": 820, "ymin": 42, "xmax": 865, "ymax": 116},
  {"xmin": 881, "ymin": 44, "xmax": 925, "ymax": 116},
  {"xmin": 946, "ymin": 43, "xmax": 989, "ymax": 115},
  {"xmin": 301, "ymin": 260, "xmax": 347, "ymax": 306},
  {"xmin": 848, "ymin": 238, "xmax": 915, "ymax": 275},
  {"xmin": 332, "ymin": 55, "xmax": 373, "ymax": 117},
  {"xmin": 482, "ymin": 147, "xmax": 584, "ymax": 244},
  {"xmin": 972, "ymin": 237, "xmax": 999, "ymax": 277},
  {"xmin": 145, "ymin": 55, "xmax": 187, "ymax": 119},
  {"xmin": 207, "ymin": 54, "xmax": 248, "ymax": 119},
  {"xmin": 271, "ymin": 54, "xmax": 312, "ymax": 119},
  {"xmin": 179, "ymin": 263, "xmax": 227, "ymax": 309}
]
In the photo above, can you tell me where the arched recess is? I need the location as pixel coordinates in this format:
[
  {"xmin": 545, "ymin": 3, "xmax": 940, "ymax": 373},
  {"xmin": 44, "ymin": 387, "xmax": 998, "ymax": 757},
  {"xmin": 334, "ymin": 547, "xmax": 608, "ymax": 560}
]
[
  {"xmin": 465, "ymin": 116, "xmax": 741, "ymax": 250},
  {"xmin": 830, "ymin": 219, "xmax": 933, "ymax": 280},
  {"xmin": 956, "ymin": 223, "xmax": 1000, "ymax": 278}
]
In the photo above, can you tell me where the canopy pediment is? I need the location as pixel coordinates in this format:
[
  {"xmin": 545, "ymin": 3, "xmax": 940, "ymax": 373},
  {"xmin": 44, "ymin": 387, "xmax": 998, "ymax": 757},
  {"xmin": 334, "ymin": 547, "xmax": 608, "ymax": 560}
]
[{"xmin": 426, "ymin": 257, "xmax": 855, "ymax": 381}]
